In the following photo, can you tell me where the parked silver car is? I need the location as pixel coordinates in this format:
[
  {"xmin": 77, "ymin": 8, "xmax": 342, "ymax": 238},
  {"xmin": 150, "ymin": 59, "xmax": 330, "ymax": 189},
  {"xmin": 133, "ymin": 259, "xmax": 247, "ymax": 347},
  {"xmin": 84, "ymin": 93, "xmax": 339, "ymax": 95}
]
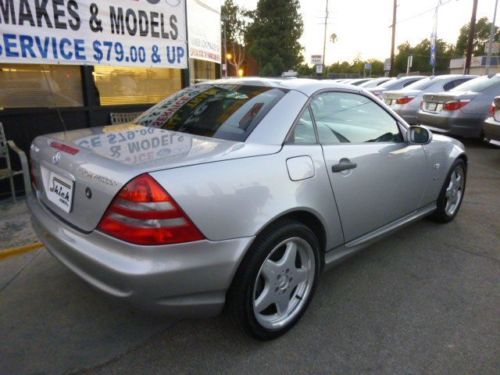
[
  {"xmin": 418, "ymin": 74, "xmax": 500, "ymax": 138},
  {"xmin": 28, "ymin": 79, "xmax": 467, "ymax": 340},
  {"xmin": 383, "ymin": 75, "xmax": 477, "ymax": 124},
  {"xmin": 483, "ymin": 96, "xmax": 500, "ymax": 146},
  {"xmin": 368, "ymin": 75, "xmax": 425, "ymax": 98}
]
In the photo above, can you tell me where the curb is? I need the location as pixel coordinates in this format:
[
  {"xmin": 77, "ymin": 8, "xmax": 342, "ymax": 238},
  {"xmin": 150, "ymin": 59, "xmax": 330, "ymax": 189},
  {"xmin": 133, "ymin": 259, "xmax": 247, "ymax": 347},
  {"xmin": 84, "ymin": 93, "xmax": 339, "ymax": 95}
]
[{"xmin": 0, "ymin": 242, "xmax": 44, "ymax": 261}]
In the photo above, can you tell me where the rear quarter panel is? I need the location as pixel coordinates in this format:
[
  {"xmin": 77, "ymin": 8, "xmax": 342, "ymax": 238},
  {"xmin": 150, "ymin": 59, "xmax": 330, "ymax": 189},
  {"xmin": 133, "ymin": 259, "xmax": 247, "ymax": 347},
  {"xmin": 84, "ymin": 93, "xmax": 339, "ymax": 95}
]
[{"xmin": 150, "ymin": 145, "xmax": 345, "ymax": 250}]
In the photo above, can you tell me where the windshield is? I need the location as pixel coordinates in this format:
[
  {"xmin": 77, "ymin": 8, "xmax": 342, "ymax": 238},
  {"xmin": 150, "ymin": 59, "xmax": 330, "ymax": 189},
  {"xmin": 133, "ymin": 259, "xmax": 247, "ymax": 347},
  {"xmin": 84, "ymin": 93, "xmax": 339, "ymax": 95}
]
[
  {"xmin": 451, "ymin": 75, "xmax": 500, "ymax": 92},
  {"xmin": 135, "ymin": 84, "xmax": 288, "ymax": 142}
]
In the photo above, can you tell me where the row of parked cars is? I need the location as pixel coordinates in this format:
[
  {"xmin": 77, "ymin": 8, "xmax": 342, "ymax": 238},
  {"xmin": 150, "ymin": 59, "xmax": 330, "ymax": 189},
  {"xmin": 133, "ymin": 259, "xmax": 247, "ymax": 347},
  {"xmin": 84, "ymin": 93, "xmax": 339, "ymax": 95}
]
[{"xmin": 332, "ymin": 74, "xmax": 500, "ymax": 146}]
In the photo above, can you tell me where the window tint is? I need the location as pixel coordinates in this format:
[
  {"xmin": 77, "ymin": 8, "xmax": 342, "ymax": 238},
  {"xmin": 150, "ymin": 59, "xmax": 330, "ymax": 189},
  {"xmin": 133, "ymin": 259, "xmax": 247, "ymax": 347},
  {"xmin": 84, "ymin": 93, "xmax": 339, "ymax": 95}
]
[
  {"xmin": 136, "ymin": 84, "xmax": 287, "ymax": 142},
  {"xmin": 311, "ymin": 92, "xmax": 403, "ymax": 144},
  {"xmin": 451, "ymin": 75, "xmax": 500, "ymax": 92},
  {"xmin": 288, "ymin": 107, "xmax": 316, "ymax": 144},
  {"xmin": 405, "ymin": 77, "xmax": 435, "ymax": 91},
  {"xmin": 443, "ymin": 78, "xmax": 469, "ymax": 91},
  {"xmin": 403, "ymin": 78, "xmax": 422, "ymax": 87}
]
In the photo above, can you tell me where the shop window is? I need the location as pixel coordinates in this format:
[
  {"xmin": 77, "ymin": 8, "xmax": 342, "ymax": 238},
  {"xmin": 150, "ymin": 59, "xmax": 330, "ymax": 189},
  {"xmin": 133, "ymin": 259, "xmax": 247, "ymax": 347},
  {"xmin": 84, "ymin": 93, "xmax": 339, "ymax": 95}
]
[
  {"xmin": 0, "ymin": 64, "xmax": 83, "ymax": 109},
  {"xmin": 93, "ymin": 66, "xmax": 182, "ymax": 106},
  {"xmin": 191, "ymin": 59, "xmax": 217, "ymax": 84}
]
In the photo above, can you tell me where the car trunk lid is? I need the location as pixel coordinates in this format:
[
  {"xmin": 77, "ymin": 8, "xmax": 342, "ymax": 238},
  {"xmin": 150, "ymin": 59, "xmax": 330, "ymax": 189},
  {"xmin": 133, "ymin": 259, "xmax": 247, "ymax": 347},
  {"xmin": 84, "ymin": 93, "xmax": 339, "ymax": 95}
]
[
  {"xmin": 30, "ymin": 124, "xmax": 280, "ymax": 232},
  {"xmin": 383, "ymin": 89, "xmax": 421, "ymax": 106},
  {"xmin": 421, "ymin": 91, "xmax": 479, "ymax": 113}
]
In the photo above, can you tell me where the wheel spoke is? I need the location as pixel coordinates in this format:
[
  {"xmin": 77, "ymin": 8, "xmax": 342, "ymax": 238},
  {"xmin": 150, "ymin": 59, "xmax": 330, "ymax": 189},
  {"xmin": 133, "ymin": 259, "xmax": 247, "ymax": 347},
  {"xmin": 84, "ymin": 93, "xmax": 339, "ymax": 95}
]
[
  {"xmin": 289, "ymin": 268, "xmax": 308, "ymax": 290},
  {"xmin": 446, "ymin": 185, "xmax": 454, "ymax": 198},
  {"xmin": 275, "ymin": 293, "xmax": 290, "ymax": 317},
  {"xmin": 254, "ymin": 285, "xmax": 274, "ymax": 312},
  {"xmin": 279, "ymin": 241, "xmax": 298, "ymax": 270},
  {"xmin": 261, "ymin": 259, "xmax": 281, "ymax": 281}
]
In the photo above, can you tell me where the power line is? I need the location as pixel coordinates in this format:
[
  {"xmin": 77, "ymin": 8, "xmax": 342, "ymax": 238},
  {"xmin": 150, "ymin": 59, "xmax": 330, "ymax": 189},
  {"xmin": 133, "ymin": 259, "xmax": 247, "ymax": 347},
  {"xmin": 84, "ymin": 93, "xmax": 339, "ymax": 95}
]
[{"xmin": 392, "ymin": 0, "xmax": 457, "ymax": 26}]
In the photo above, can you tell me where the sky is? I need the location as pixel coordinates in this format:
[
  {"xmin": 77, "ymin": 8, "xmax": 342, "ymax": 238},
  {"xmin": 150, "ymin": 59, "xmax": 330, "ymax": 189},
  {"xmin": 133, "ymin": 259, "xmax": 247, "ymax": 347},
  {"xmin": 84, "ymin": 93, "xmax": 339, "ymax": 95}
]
[{"xmin": 232, "ymin": 0, "xmax": 498, "ymax": 64}]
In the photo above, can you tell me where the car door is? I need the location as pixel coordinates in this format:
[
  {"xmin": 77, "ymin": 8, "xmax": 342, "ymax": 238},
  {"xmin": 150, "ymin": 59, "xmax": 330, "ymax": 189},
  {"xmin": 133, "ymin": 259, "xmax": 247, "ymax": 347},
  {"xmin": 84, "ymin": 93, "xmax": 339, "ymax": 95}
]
[{"xmin": 310, "ymin": 90, "xmax": 428, "ymax": 242}]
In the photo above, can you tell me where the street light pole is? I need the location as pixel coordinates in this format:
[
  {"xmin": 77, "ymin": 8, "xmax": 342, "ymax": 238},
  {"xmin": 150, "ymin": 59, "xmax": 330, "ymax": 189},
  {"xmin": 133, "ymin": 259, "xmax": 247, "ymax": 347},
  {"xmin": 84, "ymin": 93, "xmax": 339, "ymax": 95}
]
[
  {"xmin": 485, "ymin": 0, "xmax": 499, "ymax": 75},
  {"xmin": 322, "ymin": 0, "xmax": 329, "ymax": 77},
  {"xmin": 389, "ymin": 0, "xmax": 397, "ymax": 77},
  {"xmin": 464, "ymin": 0, "xmax": 479, "ymax": 74}
]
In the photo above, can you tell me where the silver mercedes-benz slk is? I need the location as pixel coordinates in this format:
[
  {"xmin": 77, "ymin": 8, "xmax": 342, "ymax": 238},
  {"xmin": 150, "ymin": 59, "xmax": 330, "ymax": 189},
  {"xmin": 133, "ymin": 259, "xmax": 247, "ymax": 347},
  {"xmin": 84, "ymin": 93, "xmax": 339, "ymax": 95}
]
[{"xmin": 28, "ymin": 78, "xmax": 467, "ymax": 340}]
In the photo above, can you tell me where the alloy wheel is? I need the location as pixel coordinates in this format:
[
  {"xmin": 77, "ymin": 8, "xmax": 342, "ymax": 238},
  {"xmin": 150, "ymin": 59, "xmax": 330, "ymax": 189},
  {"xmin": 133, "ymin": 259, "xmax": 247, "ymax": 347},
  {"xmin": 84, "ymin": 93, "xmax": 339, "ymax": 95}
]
[{"xmin": 252, "ymin": 237, "xmax": 316, "ymax": 330}]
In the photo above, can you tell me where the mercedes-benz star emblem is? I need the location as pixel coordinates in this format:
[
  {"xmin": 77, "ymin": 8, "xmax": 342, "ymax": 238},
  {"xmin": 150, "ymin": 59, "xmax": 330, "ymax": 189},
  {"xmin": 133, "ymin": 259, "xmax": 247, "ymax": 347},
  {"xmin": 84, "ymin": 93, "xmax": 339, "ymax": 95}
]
[{"xmin": 52, "ymin": 152, "xmax": 61, "ymax": 165}]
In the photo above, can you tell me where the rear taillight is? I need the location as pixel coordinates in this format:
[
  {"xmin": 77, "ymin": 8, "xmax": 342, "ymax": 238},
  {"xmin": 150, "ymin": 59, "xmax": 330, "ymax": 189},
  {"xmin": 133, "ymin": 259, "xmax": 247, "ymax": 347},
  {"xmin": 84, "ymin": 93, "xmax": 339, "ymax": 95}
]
[
  {"xmin": 98, "ymin": 174, "xmax": 205, "ymax": 245},
  {"xmin": 489, "ymin": 102, "xmax": 495, "ymax": 116},
  {"xmin": 396, "ymin": 96, "xmax": 415, "ymax": 105},
  {"xmin": 50, "ymin": 141, "xmax": 79, "ymax": 155},
  {"xmin": 443, "ymin": 100, "xmax": 470, "ymax": 111}
]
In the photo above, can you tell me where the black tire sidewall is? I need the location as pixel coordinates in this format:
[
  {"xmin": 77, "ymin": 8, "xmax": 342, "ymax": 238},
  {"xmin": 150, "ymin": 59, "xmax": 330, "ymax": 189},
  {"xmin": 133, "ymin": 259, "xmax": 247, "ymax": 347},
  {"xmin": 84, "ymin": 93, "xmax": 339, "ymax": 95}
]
[{"xmin": 433, "ymin": 159, "xmax": 467, "ymax": 222}]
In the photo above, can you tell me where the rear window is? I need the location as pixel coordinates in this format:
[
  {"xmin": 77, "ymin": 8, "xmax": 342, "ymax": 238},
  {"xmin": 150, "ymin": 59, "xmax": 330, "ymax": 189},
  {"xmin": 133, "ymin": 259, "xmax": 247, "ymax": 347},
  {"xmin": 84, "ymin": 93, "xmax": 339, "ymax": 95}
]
[
  {"xmin": 135, "ymin": 84, "xmax": 288, "ymax": 141},
  {"xmin": 379, "ymin": 77, "xmax": 423, "ymax": 90},
  {"xmin": 405, "ymin": 77, "xmax": 435, "ymax": 91},
  {"xmin": 451, "ymin": 75, "xmax": 500, "ymax": 93}
]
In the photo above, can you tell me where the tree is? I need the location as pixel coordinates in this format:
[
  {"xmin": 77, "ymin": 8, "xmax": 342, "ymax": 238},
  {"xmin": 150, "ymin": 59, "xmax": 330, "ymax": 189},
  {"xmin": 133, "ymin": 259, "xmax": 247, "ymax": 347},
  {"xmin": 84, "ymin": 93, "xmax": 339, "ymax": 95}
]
[
  {"xmin": 221, "ymin": 0, "xmax": 249, "ymax": 75},
  {"xmin": 246, "ymin": 0, "xmax": 304, "ymax": 76},
  {"xmin": 296, "ymin": 63, "xmax": 315, "ymax": 76},
  {"xmin": 326, "ymin": 58, "xmax": 385, "ymax": 77},
  {"xmin": 455, "ymin": 17, "xmax": 499, "ymax": 57},
  {"xmin": 394, "ymin": 38, "xmax": 454, "ymax": 74}
]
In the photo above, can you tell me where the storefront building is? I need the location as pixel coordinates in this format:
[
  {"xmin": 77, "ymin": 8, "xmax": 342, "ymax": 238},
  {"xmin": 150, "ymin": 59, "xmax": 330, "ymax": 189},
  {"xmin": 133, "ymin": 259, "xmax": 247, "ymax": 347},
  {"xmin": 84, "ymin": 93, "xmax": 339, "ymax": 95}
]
[{"xmin": 0, "ymin": 0, "xmax": 221, "ymax": 198}]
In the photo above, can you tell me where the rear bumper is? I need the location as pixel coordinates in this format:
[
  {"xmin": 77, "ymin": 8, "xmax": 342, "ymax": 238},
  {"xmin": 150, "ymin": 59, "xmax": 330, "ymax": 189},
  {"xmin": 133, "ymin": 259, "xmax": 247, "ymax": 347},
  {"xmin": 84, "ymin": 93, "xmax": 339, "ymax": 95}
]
[
  {"xmin": 483, "ymin": 117, "xmax": 500, "ymax": 146},
  {"xmin": 27, "ymin": 194, "xmax": 253, "ymax": 317},
  {"xmin": 417, "ymin": 110, "xmax": 484, "ymax": 138}
]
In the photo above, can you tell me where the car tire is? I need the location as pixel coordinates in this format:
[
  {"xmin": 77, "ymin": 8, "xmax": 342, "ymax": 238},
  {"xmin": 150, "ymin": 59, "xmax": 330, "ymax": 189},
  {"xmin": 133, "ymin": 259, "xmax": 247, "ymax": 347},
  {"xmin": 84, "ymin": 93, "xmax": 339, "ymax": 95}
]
[
  {"xmin": 227, "ymin": 220, "xmax": 321, "ymax": 340},
  {"xmin": 430, "ymin": 159, "xmax": 466, "ymax": 223}
]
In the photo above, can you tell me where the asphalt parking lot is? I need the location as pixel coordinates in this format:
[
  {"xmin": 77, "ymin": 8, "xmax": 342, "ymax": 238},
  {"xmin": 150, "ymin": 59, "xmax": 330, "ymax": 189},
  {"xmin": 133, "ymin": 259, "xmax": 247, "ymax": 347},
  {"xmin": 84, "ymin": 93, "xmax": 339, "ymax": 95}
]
[{"xmin": 0, "ymin": 139, "xmax": 499, "ymax": 375}]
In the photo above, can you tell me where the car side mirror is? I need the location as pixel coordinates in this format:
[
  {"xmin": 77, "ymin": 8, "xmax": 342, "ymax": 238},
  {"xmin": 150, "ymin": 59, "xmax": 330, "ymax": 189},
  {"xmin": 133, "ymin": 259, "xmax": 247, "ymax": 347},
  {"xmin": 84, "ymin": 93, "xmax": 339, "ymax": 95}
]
[{"xmin": 408, "ymin": 126, "xmax": 432, "ymax": 144}]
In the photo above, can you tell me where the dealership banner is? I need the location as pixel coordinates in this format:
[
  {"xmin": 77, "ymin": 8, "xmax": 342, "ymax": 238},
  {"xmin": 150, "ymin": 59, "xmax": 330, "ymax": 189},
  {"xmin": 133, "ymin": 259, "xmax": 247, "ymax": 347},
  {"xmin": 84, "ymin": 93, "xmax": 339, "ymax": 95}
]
[
  {"xmin": 0, "ymin": 0, "xmax": 187, "ymax": 68},
  {"xmin": 187, "ymin": 0, "xmax": 220, "ymax": 64}
]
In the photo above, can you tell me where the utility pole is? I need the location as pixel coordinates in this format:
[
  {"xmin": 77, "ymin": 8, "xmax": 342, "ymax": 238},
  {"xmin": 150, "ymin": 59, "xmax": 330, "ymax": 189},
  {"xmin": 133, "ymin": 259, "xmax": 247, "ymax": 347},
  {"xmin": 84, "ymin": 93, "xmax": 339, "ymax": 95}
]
[
  {"xmin": 464, "ymin": 0, "xmax": 479, "ymax": 74},
  {"xmin": 322, "ymin": 0, "xmax": 329, "ymax": 77},
  {"xmin": 485, "ymin": 0, "xmax": 499, "ymax": 75},
  {"xmin": 389, "ymin": 0, "xmax": 397, "ymax": 77}
]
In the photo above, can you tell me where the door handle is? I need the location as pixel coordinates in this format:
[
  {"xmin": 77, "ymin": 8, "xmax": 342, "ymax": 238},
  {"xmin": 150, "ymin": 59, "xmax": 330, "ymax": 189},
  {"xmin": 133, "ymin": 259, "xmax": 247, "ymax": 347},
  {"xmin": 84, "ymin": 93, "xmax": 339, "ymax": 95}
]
[{"xmin": 332, "ymin": 158, "xmax": 357, "ymax": 173}]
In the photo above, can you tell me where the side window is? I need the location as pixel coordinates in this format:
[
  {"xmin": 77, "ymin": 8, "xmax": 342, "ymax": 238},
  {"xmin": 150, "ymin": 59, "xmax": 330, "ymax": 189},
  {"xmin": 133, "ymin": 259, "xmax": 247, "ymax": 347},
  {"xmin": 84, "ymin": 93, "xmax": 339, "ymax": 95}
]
[
  {"xmin": 311, "ymin": 92, "xmax": 403, "ymax": 144},
  {"xmin": 288, "ymin": 107, "xmax": 317, "ymax": 144}
]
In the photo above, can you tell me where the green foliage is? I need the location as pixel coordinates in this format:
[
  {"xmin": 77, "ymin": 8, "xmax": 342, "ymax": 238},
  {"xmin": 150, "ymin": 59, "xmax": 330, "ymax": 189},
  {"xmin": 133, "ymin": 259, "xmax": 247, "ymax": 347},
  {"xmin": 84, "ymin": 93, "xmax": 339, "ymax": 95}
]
[
  {"xmin": 326, "ymin": 58, "xmax": 385, "ymax": 77},
  {"xmin": 246, "ymin": 0, "xmax": 304, "ymax": 76},
  {"xmin": 296, "ymin": 63, "xmax": 315, "ymax": 76},
  {"xmin": 221, "ymin": 0, "xmax": 248, "ymax": 46},
  {"xmin": 221, "ymin": 0, "xmax": 249, "ymax": 72},
  {"xmin": 394, "ymin": 38, "xmax": 454, "ymax": 74},
  {"xmin": 455, "ymin": 17, "xmax": 500, "ymax": 57}
]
